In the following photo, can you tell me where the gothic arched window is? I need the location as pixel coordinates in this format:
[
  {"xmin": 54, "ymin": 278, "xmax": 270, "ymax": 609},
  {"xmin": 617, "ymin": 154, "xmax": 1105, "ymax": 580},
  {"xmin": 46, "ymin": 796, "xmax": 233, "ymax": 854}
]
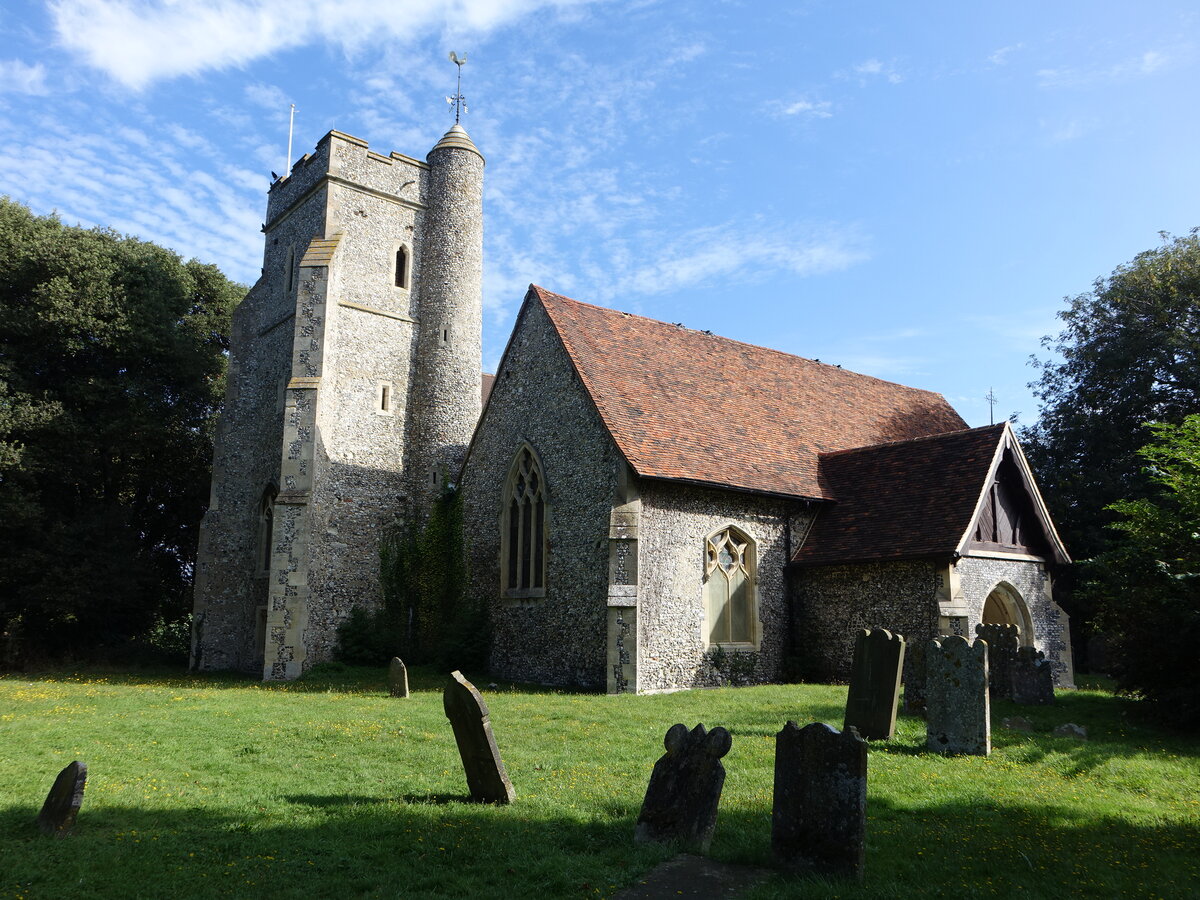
[
  {"xmin": 704, "ymin": 526, "xmax": 757, "ymax": 646},
  {"xmin": 502, "ymin": 446, "xmax": 547, "ymax": 598}
]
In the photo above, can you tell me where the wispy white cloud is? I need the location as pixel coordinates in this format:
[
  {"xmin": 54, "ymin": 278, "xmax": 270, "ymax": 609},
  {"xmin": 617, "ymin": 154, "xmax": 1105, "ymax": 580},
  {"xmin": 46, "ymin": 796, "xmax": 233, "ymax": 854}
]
[
  {"xmin": 775, "ymin": 98, "xmax": 833, "ymax": 119},
  {"xmin": 0, "ymin": 59, "xmax": 49, "ymax": 94},
  {"xmin": 50, "ymin": 0, "xmax": 607, "ymax": 90},
  {"xmin": 1038, "ymin": 48, "xmax": 1174, "ymax": 88},
  {"xmin": 988, "ymin": 44, "xmax": 1023, "ymax": 66},
  {"xmin": 849, "ymin": 57, "xmax": 902, "ymax": 84}
]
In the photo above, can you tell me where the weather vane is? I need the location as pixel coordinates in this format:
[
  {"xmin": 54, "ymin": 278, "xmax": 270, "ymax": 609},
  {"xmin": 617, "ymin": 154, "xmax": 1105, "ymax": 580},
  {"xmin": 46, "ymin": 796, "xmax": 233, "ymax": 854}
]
[
  {"xmin": 985, "ymin": 387, "xmax": 997, "ymax": 425},
  {"xmin": 446, "ymin": 51, "xmax": 468, "ymax": 123}
]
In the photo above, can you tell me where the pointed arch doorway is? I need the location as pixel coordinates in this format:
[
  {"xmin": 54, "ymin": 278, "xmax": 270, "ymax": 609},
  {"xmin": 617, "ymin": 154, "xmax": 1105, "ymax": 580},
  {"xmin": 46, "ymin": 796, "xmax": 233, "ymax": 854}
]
[{"xmin": 981, "ymin": 582, "xmax": 1035, "ymax": 646}]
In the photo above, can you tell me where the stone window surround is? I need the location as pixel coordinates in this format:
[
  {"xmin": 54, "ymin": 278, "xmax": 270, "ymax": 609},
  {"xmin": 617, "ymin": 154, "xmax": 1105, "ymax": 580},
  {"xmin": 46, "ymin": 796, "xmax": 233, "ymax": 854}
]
[
  {"xmin": 283, "ymin": 244, "xmax": 296, "ymax": 295},
  {"xmin": 254, "ymin": 485, "xmax": 278, "ymax": 578},
  {"xmin": 500, "ymin": 442, "xmax": 549, "ymax": 602},
  {"xmin": 703, "ymin": 524, "xmax": 760, "ymax": 650},
  {"xmin": 391, "ymin": 240, "xmax": 411, "ymax": 291}
]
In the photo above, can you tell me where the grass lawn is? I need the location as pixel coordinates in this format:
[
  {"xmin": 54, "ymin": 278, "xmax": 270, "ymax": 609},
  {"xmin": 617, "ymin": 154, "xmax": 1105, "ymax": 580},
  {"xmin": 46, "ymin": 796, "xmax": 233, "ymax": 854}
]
[{"xmin": 1, "ymin": 667, "xmax": 1197, "ymax": 899}]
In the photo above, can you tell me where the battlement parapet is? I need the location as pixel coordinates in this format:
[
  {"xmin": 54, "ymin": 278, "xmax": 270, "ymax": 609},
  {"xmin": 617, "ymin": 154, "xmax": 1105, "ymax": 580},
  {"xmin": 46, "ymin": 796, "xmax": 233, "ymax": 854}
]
[{"xmin": 266, "ymin": 130, "xmax": 429, "ymax": 228}]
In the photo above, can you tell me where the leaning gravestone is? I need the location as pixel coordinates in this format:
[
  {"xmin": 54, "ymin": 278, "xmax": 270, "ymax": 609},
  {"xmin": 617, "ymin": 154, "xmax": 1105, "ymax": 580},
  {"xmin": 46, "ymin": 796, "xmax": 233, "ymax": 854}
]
[
  {"xmin": 1011, "ymin": 646, "xmax": 1055, "ymax": 705},
  {"xmin": 844, "ymin": 628, "xmax": 906, "ymax": 740},
  {"xmin": 975, "ymin": 623, "xmax": 1020, "ymax": 702},
  {"xmin": 38, "ymin": 761, "xmax": 87, "ymax": 837},
  {"xmin": 926, "ymin": 635, "xmax": 990, "ymax": 756},
  {"xmin": 772, "ymin": 722, "xmax": 867, "ymax": 881},
  {"xmin": 443, "ymin": 671, "xmax": 515, "ymax": 804},
  {"xmin": 635, "ymin": 723, "xmax": 732, "ymax": 852},
  {"xmin": 388, "ymin": 657, "xmax": 410, "ymax": 698}
]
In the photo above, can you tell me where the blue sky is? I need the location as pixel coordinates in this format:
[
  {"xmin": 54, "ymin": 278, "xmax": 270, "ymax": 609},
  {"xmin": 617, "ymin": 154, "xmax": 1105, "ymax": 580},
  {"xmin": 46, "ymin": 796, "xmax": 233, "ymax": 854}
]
[{"xmin": 2, "ymin": 1, "xmax": 1197, "ymax": 427}]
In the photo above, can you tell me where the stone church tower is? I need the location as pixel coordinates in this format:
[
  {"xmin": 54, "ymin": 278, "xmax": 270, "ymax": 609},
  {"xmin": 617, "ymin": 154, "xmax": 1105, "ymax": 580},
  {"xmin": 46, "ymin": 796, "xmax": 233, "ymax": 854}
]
[{"xmin": 191, "ymin": 124, "xmax": 484, "ymax": 679}]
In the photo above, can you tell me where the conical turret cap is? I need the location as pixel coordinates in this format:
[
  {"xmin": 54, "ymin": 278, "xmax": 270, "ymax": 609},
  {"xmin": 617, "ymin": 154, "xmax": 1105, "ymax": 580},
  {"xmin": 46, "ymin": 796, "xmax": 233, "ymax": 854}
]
[{"xmin": 430, "ymin": 124, "xmax": 484, "ymax": 161}]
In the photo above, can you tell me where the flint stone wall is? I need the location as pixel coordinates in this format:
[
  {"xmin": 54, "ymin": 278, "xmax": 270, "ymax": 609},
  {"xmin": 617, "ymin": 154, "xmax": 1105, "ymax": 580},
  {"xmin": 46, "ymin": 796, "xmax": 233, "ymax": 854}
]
[
  {"xmin": 792, "ymin": 560, "xmax": 940, "ymax": 684},
  {"xmin": 194, "ymin": 130, "xmax": 463, "ymax": 676},
  {"xmin": 955, "ymin": 555, "xmax": 1074, "ymax": 687},
  {"xmin": 636, "ymin": 483, "xmax": 808, "ymax": 692},
  {"xmin": 461, "ymin": 300, "xmax": 618, "ymax": 688}
]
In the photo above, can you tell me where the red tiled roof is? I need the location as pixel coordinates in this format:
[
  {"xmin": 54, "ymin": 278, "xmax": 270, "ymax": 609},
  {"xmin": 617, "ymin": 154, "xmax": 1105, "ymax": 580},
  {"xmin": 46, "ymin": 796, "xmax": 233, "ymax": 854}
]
[
  {"xmin": 531, "ymin": 285, "xmax": 968, "ymax": 499},
  {"xmin": 792, "ymin": 424, "xmax": 1007, "ymax": 566}
]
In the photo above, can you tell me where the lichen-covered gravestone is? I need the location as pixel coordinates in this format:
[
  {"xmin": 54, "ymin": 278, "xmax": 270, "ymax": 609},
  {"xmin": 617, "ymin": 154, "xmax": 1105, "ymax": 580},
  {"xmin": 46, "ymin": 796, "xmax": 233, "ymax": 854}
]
[
  {"xmin": 388, "ymin": 657, "xmax": 409, "ymax": 698},
  {"xmin": 843, "ymin": 628, "xmax": 906, "ymax": 740},
  {"xmin": 926, "ymin": 635, "xmax": 990, "ymax": 756},
  {"xmin": 772, "ymin": 722, "xmax": 867, "ymax": 880},
  {"xmin": 443, "ymin": 671, "xmax": 515, "ymax": 804},
  {"xmin": 1011, "ymin": 646, "xmax": 1055, "ymax": 705},
  {"xmin": 635, "ymin": 723, "xmax": 732, "ymax": 852},
  {"xmin": 38, "ymin": 760, "xmax": 87, "ymax": 837},
  {"xmin": 975, "ymin": 622, "xmax": 1020, "ymax": 702}
]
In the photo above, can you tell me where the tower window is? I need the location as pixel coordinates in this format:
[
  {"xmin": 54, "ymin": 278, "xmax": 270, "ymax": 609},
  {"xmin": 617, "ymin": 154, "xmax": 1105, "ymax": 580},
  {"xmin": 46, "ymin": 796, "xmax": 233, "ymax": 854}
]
[
  {"xmin": 376, "ymin": 381, "xmax": 393, "ymax": 416},
  {"xmin": 284, "ymin": 245, "xmax": 296, "ymax": 295},
  {"xmin": 256, "ymin": 488, "xmax": 277, "ymax": 576},
  {"xmin": 394, "ymin": 245, "xmax": 409, "ymax": 289},
  {"xmin": 502, "ymin": 445, "xmax": 548, "ymax": 599}
]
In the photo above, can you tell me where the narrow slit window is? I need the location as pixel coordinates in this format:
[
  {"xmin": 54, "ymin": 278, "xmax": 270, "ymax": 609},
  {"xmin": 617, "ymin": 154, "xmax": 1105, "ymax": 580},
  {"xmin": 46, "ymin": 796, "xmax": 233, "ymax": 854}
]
[
  {"xmin": 376, "ymin": 382, "xmax": 393, "ymax": 416},
  {"xmin": 394, "ymin": 246, "xmax": 408, "ymax": 288}
]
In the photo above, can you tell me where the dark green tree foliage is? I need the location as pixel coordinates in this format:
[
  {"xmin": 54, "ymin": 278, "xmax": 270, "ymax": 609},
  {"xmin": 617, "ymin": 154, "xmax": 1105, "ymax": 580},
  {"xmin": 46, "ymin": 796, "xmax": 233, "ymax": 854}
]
[
  {"xmin": 1085, "ymin": 416, "xmax": 1200, "ymax": 726},
  {"xmin": 0, "ymin": 198, "xmax": 241, "ymax": 660},
  {"xmin": 1023, "ymin": 230, "xmax": 1200, "ymax": 564},
  {"xmin": 337, "ymin": 485, "xmax": 488, "ymax": 670}
]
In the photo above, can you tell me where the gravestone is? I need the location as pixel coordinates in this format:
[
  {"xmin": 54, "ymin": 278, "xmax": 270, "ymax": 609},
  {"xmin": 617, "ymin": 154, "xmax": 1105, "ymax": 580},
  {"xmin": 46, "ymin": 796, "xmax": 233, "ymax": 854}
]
[
  {"xmin": 443, "ymin": 671, "xmax": 515, "ymax": 804},
  {"xmin": 1053, "ymin": 723, "xmax": 1087, "ymax": 740},
  {"xmin": 975, "ymin": 623, "xmax": 1020, "ymax": 702},
  {"xmin": 388, "ymin": 657, "xmax": 409, "ymax": 698},
  {"xmin": 635, "ymin": 723, "xmax": 732, "ymax": 852},
  {"xmin": 38, "ymin": 761, "xmax": 87, "ymax": 837},
  {"xmin": 843, "ymin": 628, "xmax": 906, "ymax": 740},
  {"xmin": 926, "ymin": 635, "xmax": 990, "ymax": 756},
  {"xmin": 901, "ymin": 640, "xmax": 927, "ymax": 715},
  {"xmin": 1011, "ymin": 646, "xmax": 1055, "ymax": 705},
  {"xmin": 772, "ymin": 722, "xmax": 867, "ymax": 881}
]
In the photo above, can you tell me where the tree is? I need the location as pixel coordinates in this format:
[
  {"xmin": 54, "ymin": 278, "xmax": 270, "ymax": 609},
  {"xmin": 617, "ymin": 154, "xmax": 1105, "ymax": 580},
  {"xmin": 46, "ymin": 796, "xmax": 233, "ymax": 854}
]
[
  {"xmin": 1022, "ymin": 230, "xmax": 1200, "ymax": 645},
  {"xmin": 0, "ymin": 198, "xmax": 242, "ymax": 661},
  {"xmin": 1084, "ymin": 416, "xmax": 1200, "ymax": 725}
]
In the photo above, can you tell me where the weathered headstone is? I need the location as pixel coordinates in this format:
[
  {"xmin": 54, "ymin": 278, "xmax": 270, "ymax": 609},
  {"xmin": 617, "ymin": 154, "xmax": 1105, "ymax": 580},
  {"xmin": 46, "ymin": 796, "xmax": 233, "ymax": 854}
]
[
  {"xmin": 843, "ymin": 628, "xmax": 906, "ymax": 740},
  {"xmin": 1001, "ymin": 716, "xmax": 1034, "ymax": 733},
  {"xmin": 1011, "ymin": 646, "xmax": 1055, "ymax": 705},
  {"xmin": 926, "ymin": 635, "xmax": 990, "ymax": 756},
  {"xmin": 902, "ymin": 640, "xmax": 927, "ymax": 715},
  {"xmin": 1053, "ymin": 723, "xmax": 1087, "ymax": 740},
  {"xmin": 443, "ymin": 671, "xmax": 515, "ymax": 804},
  {"xmin": 975, "ymin": 622, "xmax": 1020, "ymax": 702},
  {"xmin": 388, "ymin": 657, "xmax": 409, "ymax": 698},
  {"xmin": 635, "ymin": 723, "xmax": 732, "ymax": 852},
  {"xmin": 38, "ymin": 761, "xmax": 87, "ymax": 837},
  {"xmin": 772, "ymin": 722, "xmax": 867, "ymax": 881}
]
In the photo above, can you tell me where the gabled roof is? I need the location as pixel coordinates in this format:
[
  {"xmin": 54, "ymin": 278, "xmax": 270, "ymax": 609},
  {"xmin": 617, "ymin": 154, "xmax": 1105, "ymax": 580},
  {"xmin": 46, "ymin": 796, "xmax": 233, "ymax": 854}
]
[
  {"xmin": 530, "ymin": 285, "xmax": 967, "ymax": 500},
  {"xmin": 791, "ymin": 423, "xmax": 1070, "ymax": 566}
]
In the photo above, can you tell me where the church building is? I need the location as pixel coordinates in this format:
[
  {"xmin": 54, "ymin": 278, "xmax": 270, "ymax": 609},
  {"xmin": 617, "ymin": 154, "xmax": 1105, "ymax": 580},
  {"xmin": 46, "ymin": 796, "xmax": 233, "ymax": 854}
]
[{"xmin": 192, "ymin": 121, "xmax": 1075, "ymax": 691}]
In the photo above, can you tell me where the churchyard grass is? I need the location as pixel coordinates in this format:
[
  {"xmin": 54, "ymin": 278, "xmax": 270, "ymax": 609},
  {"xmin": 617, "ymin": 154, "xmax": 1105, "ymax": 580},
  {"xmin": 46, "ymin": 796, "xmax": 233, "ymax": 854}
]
[{"xmin": 1, "ymin": 669, "xmax": 1196, "ymax": 899}]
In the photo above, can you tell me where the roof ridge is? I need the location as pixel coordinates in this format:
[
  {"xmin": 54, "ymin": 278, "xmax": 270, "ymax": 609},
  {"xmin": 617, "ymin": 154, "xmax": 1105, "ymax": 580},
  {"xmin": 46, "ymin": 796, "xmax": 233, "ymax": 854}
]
[
  {"xmin": 818, "ymin": 422, "xmax": 1007, "ymax": 459},
  {"xmin": 529, "ymin": 284, "xmax": 953, "ymax": 399}
]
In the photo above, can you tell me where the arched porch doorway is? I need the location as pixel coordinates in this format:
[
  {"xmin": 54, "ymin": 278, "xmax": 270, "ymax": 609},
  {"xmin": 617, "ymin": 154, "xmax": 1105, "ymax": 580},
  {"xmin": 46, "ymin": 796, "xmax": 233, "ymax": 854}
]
[{"xmin": 981, "ymin": 582, "xmax": 1035, "ymax": 646}]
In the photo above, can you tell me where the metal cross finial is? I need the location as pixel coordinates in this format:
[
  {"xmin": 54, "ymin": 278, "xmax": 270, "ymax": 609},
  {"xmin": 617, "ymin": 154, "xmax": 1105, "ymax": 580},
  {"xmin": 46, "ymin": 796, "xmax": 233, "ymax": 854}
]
[
  {"xmin": 985, "ymin": 387, "xmax": 997, "ymax": 425},
  {"xmin": 446, "ymin": 51, "xmax": 468, "ymax": 123}
]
